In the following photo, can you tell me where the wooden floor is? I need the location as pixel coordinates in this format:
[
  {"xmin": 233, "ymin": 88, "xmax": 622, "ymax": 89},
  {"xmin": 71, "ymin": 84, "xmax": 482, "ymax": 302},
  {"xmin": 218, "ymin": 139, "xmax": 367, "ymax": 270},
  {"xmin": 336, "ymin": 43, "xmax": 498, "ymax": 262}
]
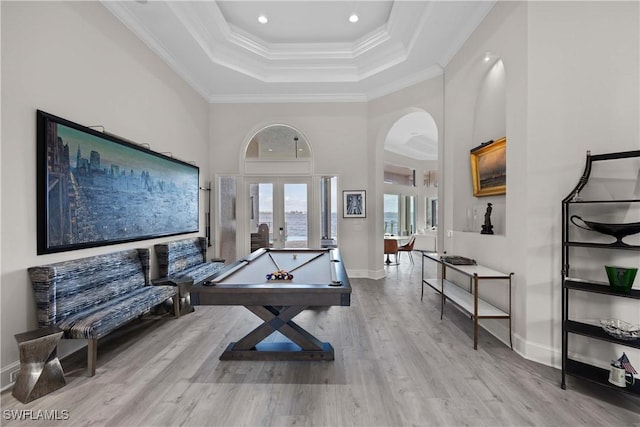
[{"xmin": 2, "ymin": 258, "xmax": 639, "ymax": 426}]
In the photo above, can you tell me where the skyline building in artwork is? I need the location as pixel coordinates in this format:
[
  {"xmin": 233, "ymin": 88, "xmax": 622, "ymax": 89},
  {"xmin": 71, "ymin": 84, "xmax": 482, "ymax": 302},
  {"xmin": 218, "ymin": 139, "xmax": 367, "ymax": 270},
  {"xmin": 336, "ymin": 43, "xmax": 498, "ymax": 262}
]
[{"xmin": 43, "ymin": 119, "xmax": 199, "ymax": 252}]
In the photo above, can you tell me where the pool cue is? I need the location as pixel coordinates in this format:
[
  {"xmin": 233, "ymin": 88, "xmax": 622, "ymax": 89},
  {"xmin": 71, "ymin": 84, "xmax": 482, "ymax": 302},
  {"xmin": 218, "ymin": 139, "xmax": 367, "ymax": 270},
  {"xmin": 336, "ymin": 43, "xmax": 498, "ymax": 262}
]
[
  {"xmin": 288, "ymin": 251, "xmax": 327, "ymax": 273},
  {"xmin": 268, "ymin": 251, "xmax": 282, "ymax": 271}
]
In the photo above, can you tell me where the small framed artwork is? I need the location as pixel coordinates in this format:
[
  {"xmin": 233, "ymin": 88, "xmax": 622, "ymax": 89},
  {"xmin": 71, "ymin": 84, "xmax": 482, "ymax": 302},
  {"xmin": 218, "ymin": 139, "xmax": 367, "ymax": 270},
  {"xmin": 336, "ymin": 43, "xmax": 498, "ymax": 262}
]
[
  {"xmin": 343, "ymin": 190, "xmax": 366, "ymax": 218},
  {"xmin": 470, "ymin": 137, "xmax": 506, "ymax": 197}
]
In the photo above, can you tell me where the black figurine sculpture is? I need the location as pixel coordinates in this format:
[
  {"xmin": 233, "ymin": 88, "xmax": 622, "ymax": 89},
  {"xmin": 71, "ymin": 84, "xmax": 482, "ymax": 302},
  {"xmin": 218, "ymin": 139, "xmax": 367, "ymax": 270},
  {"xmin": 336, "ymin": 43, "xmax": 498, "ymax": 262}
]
[{"xmin": 481, "ymin": 203, "xmax": 494, "ymax": 235}]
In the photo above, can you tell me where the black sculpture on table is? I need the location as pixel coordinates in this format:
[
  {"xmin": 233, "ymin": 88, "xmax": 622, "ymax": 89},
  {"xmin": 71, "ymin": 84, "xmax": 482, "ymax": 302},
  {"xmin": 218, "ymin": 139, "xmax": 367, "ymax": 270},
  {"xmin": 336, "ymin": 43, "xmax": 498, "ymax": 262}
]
[{"xmin": 481, "ymin": 203, "xmax": 494, "ymax": 235}]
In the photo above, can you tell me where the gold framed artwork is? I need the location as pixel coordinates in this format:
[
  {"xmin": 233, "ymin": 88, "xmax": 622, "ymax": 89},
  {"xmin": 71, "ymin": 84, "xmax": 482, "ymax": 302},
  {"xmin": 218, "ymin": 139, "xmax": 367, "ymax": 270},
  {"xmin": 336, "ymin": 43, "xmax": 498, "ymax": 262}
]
[{"xmin": 470, "ymin": 137, "xmax": 506, "ymax": 197}]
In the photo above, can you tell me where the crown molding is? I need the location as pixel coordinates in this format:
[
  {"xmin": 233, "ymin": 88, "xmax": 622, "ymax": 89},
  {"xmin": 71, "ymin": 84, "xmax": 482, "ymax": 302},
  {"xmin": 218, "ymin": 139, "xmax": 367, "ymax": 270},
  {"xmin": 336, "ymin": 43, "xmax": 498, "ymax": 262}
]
[
  {"xmin": 208, "ymin": 92, "xmax": 368, "ymax": 104},
  {"xmin": 164, "ymin": 0, "xmax": 420, "ymax": 83},
  {"xmin": 206, "ymin": 64, "xmax": 444, "ymax": 104},
  {"xmin": 366, "ymin": 66, "xmax": 444, "ymax": 101},
  {"xmin": 102, "ymin": 0, "xmax": 495, "ymax": 104},
  {"xmin": 101, "ymin": 1, "xmax": 211, "ymax": 100}
]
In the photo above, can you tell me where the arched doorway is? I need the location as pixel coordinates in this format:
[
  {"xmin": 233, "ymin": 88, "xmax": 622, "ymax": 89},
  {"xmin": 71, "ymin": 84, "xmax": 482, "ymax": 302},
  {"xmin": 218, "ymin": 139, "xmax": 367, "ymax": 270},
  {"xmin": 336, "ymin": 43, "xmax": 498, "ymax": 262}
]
[
  {"xmin": 217, "ymin": 124, "xmax": 338, "ymax": 262},
  {"xmin": 383, "ymin": 111, "xmax": 439, "ymax": 254},
  {"xmin": 244, "ymin": 125, "xmax": 313, "ymax": 250}
]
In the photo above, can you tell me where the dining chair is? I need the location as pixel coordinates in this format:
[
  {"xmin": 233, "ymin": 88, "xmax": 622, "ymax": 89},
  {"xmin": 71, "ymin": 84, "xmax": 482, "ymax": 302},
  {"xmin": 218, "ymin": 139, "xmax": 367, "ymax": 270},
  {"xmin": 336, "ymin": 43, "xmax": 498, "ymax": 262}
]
[
  {"xmin": 384, "ymin": 239, "xmax": 399, "ymax": 265},
  {"xmin": 397, "ymin": 236, "xmax": 416, "ymax": 264}
]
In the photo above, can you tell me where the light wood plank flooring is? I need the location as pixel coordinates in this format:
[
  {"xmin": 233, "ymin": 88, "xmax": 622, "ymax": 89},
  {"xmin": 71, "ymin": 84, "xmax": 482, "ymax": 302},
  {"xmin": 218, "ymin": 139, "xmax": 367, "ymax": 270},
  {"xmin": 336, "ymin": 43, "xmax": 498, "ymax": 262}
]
[{"xmin": 2, "ymin": 258, "xmax": 639, "ymax": 426}]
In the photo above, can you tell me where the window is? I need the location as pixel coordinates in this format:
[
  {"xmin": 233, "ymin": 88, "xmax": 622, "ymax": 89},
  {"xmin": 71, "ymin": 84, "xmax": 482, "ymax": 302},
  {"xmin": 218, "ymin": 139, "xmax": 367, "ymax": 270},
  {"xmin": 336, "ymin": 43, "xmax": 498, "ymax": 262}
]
[{"xmin": 384, "ymin": 194, "xmax": 399, "ymax": 234}]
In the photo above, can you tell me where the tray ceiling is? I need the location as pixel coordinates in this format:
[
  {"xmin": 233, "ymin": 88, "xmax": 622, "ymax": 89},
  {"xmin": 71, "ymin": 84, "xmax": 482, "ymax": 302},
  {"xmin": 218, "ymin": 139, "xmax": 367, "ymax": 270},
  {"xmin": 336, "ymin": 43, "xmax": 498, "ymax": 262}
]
[{"xmin": 102, "ymin": 1, "xmax": 495, "ymax": 103}]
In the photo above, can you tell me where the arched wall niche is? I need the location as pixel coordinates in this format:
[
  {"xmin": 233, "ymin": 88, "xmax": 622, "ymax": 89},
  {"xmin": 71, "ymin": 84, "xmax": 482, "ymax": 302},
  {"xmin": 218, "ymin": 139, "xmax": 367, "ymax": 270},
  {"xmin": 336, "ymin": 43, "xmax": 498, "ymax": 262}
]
[
  {"xmin": 473, "ymin": 59, "xmax": 506, "ymax": 142},
  {"xmin": 456, "ymin": 58, "xmax": 507, "ymax": 234}
]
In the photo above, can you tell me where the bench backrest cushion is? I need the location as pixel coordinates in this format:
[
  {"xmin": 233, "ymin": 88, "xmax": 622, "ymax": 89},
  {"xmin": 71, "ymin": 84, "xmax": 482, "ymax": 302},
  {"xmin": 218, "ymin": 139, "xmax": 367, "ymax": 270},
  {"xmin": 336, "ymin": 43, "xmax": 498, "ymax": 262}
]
[
  {"xmin": 28, "ymin": 249, "xmax": 150, "ymax": 327},
  {"xmin": 155, "ymin": 237, "xmax": 206, "ymax": 277}
]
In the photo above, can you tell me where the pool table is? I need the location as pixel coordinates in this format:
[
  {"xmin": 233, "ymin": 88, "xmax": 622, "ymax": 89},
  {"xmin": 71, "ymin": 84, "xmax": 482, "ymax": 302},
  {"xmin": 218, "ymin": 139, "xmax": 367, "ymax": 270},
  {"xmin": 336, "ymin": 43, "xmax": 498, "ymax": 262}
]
[{"xmin": 190, "ymin": 248, "xmax": 351, "ymax": 361}]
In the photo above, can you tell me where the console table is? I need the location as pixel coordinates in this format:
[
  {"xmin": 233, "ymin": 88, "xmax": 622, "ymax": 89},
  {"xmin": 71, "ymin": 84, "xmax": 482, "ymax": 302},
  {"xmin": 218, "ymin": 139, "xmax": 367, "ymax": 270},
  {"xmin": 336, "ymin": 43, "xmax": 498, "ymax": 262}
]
[{"xmin": 421, "ymin": 252, "xmax": 513, "ymax": 350}]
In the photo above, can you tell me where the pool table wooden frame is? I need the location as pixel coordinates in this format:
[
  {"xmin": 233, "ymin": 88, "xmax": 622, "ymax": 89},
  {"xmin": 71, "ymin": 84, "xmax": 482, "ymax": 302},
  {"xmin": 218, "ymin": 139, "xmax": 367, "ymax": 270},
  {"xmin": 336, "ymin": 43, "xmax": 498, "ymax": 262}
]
[{"xmin": 190, "ymin": 248, "xmax": 351, "ymax": 361}]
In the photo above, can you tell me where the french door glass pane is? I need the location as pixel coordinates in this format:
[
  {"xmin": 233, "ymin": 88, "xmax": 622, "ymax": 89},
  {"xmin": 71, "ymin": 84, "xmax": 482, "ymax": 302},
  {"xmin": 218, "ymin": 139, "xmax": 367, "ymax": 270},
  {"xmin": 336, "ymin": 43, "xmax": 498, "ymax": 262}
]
[
  {"xmin": 384, "ymin": 194, "xmax": 399, "ymax": 235},
  {"xmin": 249, "ymin": 183, "xmax": 273, "ymax": 251},
  {"xmin": 284, "ymin": 183, "xmax": 308, "ymax": 248}
]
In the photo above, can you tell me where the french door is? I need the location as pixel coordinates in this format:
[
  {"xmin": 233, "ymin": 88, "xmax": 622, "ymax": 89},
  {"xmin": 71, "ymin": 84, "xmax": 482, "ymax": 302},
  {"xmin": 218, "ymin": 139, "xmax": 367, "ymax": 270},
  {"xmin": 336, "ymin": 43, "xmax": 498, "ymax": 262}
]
[{"xmin": 247, "ymin": 177, "xmax": 310, "ymax": 249}]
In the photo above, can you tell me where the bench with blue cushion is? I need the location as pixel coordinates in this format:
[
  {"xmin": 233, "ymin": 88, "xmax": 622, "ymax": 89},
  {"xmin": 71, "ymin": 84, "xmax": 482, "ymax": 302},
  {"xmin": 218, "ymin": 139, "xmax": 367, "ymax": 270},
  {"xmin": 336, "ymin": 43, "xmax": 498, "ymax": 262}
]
[
  {"xmin": 154, "ymin": 237, "xmax": 225, "ymax": 286},
  {"xmin": 27, "ymin": 248, "xmax": 179, "ymax": 376}
]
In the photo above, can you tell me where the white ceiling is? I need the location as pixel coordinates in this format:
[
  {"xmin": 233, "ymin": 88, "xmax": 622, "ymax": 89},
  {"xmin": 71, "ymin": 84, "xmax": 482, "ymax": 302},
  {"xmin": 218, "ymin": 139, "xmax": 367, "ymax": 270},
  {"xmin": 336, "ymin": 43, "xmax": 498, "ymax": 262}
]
[
  {"xmin": 385, "ymin": 111, "xmax": 438, "ymax": 160},
  {"xmin": 102, "ymin": 0, "xmax": 495, "ymax": 104}
]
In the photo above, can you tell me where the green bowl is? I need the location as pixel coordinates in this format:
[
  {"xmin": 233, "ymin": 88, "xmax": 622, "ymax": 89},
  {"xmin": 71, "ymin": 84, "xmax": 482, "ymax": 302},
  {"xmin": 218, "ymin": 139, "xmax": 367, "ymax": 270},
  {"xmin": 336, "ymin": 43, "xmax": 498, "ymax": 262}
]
[{"xmin": 605, "ymin": 266, "xmax": 638, "ymax": 293}]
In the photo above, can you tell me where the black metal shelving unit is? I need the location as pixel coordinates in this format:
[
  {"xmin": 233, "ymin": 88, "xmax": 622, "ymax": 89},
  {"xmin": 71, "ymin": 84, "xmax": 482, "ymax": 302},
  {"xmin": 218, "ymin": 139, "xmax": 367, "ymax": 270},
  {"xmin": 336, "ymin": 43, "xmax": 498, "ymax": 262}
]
[{"xmin": 561, "ymin": 149, "xmax": 640, "ymax": 396}]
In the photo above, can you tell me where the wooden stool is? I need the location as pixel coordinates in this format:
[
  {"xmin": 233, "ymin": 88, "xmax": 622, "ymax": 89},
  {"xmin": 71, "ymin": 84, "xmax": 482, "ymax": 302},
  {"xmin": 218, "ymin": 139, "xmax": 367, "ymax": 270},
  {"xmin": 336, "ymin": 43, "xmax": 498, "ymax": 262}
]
[{"xmin": 12, "ymin": 326, "xmax": 65, "ymax": 403}]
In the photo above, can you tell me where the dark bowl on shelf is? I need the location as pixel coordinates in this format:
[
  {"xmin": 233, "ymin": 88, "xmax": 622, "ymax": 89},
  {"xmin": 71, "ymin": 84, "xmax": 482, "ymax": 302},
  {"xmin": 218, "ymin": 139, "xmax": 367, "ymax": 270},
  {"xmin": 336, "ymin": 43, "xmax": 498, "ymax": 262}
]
[
  {"xmin": 570, "ymin": 215, "xmax": 640, "ymax": 246},
  {"xmin": 604, "ymin": 265, "xmax": 638, "ymax": 293}
]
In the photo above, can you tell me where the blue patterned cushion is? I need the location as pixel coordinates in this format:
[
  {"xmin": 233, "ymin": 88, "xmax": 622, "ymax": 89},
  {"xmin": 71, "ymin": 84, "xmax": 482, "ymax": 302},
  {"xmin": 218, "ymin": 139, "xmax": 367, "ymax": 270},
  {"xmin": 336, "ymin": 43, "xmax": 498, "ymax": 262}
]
[
  {"xmin": 57, "ymin": 285, "xmax": 177, "ymax": 339},
  {"xmin": 172, "ymin": 262, "xmax": 225, "ymax": 284},
  {"xmin": 155, "ymin": 237, "xmax": 206, "ymax": 277},
  {"xmin": 28, "ymin": 249, "xmax": 175, "ymax": 338}
]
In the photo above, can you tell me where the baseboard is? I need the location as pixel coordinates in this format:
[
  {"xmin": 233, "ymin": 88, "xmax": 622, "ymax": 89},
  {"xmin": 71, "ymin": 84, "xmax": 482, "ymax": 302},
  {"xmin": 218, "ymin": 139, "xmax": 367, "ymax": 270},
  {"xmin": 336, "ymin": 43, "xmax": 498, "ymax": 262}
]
[
  {"xmin": 0, "ymin": 361, "xmax": 20, "ymax": 392},
  {"xmin": 345, "ymin": 269, "xmax": 371, "ymax": 279},
  {"xmin": 467, "ymin": 314, "xmax": 561, "ymax": 370},
  {"xmin": 521, "ymin": 337, "xmax": 561, "ymax": 369}
]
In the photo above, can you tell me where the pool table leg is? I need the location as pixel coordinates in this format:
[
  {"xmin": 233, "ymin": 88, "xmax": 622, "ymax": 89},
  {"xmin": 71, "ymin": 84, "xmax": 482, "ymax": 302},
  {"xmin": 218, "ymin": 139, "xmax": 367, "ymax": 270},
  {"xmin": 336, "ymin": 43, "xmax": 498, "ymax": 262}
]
[{"xmin": 220, "ymin": 305, "xmax": 334, "ymax": 361}]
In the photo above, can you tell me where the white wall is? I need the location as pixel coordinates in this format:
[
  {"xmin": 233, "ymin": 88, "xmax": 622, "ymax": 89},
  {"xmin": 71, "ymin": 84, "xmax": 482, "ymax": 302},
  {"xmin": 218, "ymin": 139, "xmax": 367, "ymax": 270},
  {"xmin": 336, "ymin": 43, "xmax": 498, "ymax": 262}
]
[
  {"xmin": 1, "ymin": 1, "xmax": 210, "ymax": 387},
  {"xmin": 526, "ymin": 1, "xmax": 639, "ymax": 367},
  {"xmin": 443, "ymin": 0, "xmax": 639, "ymax": 367},
  {"xmin": 208, "ymin": 102, "xmax": 370, "ymax": 275}
]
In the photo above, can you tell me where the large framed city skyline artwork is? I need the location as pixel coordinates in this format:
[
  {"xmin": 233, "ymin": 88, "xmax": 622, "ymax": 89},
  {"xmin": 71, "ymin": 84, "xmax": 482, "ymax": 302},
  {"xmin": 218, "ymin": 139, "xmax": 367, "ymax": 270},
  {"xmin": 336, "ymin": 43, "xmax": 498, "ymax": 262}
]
[{"xmin": 36, "ymin": 110, "xmax": 199, "ymax": 254}]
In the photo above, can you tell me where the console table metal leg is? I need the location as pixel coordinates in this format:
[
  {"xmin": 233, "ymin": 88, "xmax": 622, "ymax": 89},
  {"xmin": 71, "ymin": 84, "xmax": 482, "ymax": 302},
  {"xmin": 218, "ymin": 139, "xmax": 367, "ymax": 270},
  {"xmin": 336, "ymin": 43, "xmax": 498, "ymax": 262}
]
[
  {"xmin": 440, "ymin": 262, "xmax": 446, "ymax": 320},
  {"xmin": 473, "ymin": 275, "xmax": 479, "ymax": 350}
]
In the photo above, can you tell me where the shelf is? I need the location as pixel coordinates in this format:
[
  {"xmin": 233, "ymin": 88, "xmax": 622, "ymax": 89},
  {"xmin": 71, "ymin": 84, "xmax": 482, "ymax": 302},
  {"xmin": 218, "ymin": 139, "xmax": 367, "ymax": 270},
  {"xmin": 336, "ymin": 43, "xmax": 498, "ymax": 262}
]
[
  {"xmin": 566, "ymin": 320, "xmax": 640, "ymax": 349},
  {"xmin": 567, "ymin": 199, "xmax": 640, "ymax": 204},
  {"xmin": 565, "ymin": 358, "xmax": 640, "ymax": 396},
  {"xmin": 443, "ymin": 280, "xmax": 508, "ymax": 318},
  {"xmin": 422, "ymin": 278, "xmax": 440, "ymax": 295},
  {"xmin": 564, "ymin": 278, "xmax": 640, "ymax": 299},
  {"xmin": 565, "ymin": 241, "xmax": 640, "ymax": 250},
  {"xmin": 441, "ymin": 262, "xmax": 512, "ymax": 279},
  {"xmin": 562, "ymin": 150, "xmax": 640, "ymax": 396}
]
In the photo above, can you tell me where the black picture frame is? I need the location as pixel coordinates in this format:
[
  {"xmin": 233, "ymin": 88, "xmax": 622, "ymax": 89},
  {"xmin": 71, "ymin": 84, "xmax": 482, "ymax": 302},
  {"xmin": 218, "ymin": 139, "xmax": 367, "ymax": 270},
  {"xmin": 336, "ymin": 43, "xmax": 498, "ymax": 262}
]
[
  {"xmin": 343, "ymin": 190, "xmax": 366, "ymax": 218},
  {"xmin": 36, "ymin": 110, "xmax": 199, "ymax": 254}
]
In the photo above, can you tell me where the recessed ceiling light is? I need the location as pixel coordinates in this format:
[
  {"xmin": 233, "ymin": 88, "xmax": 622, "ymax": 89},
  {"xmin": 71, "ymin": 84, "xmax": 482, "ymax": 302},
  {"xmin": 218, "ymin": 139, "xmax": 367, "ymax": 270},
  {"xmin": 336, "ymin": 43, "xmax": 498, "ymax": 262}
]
[
  {"xmin": 349, "ymin": 14, "xmax": 359, "ymax": 23},
  {"xmin": 258, "ymin": 15, "xmax": 268, "ymax": 24}
]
